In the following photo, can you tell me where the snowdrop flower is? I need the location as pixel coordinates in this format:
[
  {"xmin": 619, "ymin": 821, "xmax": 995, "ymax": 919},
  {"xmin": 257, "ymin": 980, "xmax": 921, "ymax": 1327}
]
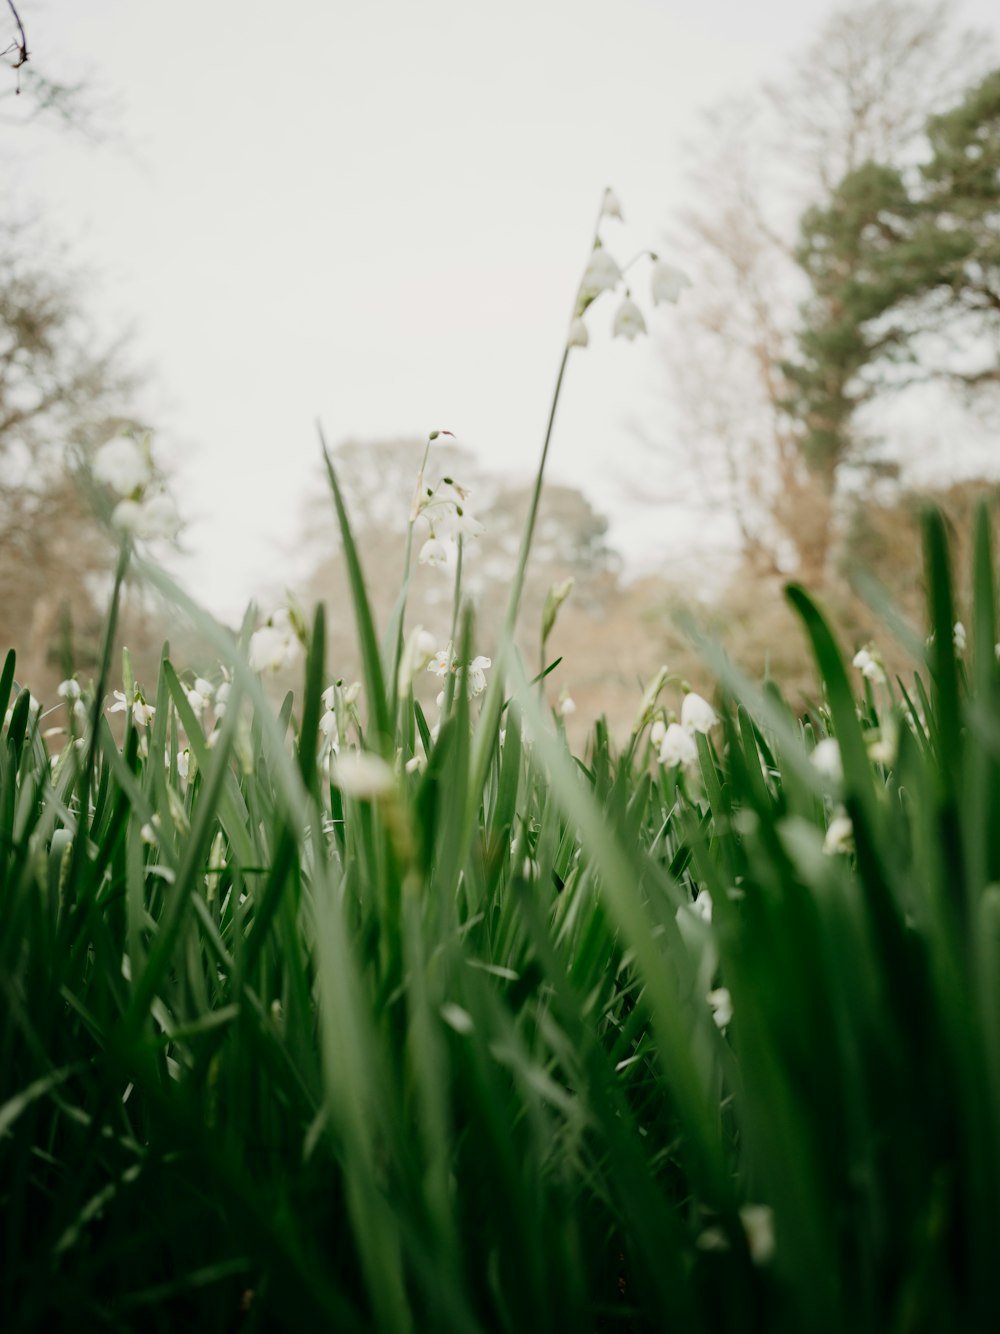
[
  {"xmin": 650, "ymin": 718, "xmax": 666, "ymax": 748},
  {"xmin": 398, "ymin": 625, "xmax": 437, "ymax": 695},
  {"xmin": 140, "ymin": 814, "xmax": 161, "ymax": 846},
  {"xmin": 418, "ymin": 536, "xmax": 450, "ymax": 568},
  {"xmin": 558, "ymin": 692, "xmax": 576, "ymax": 718},
  {"xmin": 57, "ymin": 678, "xmax": 82, "ymax": 701},
  {"xmin": 176, "ymin": 748, "xmax": 190, "ymax": 782},
  {"xmin": 681, "ymin": 692, "xmax": 717, "ymax": 734},
  {"xmin": 112, "ymin": 492, "xmax": 180, "ymax": 541},
  {"xmin": 601, "ymin": 187, "xmax": 624, "ymax": 221},
  {"xmin": 692, "ymin": 888, "xmax": 713, "ymax": 923},
  {"xmin": 810, "ymin": 737, "xmax": 842, "ymax": 783},
  {"xmin": 953, "ymin": 621, "xmax": 967, "ymax": 653},
  {"xmin": 343, "ymin": 681, "xmax": 361, "ymax": 706},
  {"xmin": 93, "ymin": 435, "xmax": 151, "ymax": 496},
  {"xmin": 332, "ymin": 750, "xmax": 396, "ymax": 799},
  {"xmin": 612, "ymin": 297, "xmax": 647, "ymax": 341},
  {"xmin": 659, "ymin": 722, "xmax": 698, "ymax": 769},
  {"xmin": 823, "ymin": 812, "xmax": 854, "ymax": 856},
  {"xmin": 249, "ymin": 610, "xmax": 300, "ymax": 675},
  {"xmin": 214, "ymin": 681, "xmax": 231, "ymax": 716},
  {"xmin": 578, "ymin": 248, "xmax": 622, "ymax": 302},
  {"xmin": 650, "ymin": 260, "xmax": 691, "ymax": 306},
  {"xmin": 194, "ymin": 677, "xmax": 214, "ymax": 701},
  {"xmin": 852, "ymin": 645, "xmax": 886, "ymax": 685},
  {"xmin": 319, "ymin": 709, "xmax": 340, "ymax": 744},
  {"xmin": 568, "ymin": 317, "xmax": 589, "ymax": 348},
  {"xmin": 708, "ymin": 987, "xmax": 733, "ymax": 1029},
  {"xmin": 467, "ymin": 656, "xmax": 491, "ymax": 698},
  {"xmin": 740, "ymin": 1206, "xmax": 775, "ymax": 1265},
  {"xmin": 184, "ymin": 685, "xmax": 210, "ymax": 718},
  {"xmin": 404, "ymin": 753, "xmax": 426, "ymax": 775},
  {"xmin": 109, "ymin": 689, "xmax": 154, "ymax": 728}
]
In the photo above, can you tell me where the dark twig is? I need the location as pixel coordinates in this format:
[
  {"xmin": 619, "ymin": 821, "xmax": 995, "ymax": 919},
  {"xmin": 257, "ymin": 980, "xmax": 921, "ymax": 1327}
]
[{"xmin": 6, "ymin": 0, "xmax": 28, "ymax": 92}]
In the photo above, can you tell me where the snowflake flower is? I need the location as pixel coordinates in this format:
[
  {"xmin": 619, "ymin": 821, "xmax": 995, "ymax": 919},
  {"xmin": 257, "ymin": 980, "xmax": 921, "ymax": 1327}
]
[
  {"xmin": 612, "ymin": 297, "xmax": 647, "ymax": 341},
  {"xmin": 579, "ymin": 248, "xmax": 622, "ymax": 302},
  {"xmin": 810, "ymin": 737, "xmax": 842, "ymax": 783},
  {"xmin": 568, "ymin": 317, "xmax": 589, "ymax": 348},
  {"xmin": 708, "ymin": 987, "xmax": 733, "ymax": 1029},
  {"xmin": 659, "ymin": 722, "xmax": 698, "ymax": 768},
  {"xmin": 332, "ymin": 751, "xmax": 396, "ymax": 799},
  {"xmin": 823, "ymin": 812, "xmax": 854, "ymax": 855},
  {"xmin": 852, "ymin": 646, "xmax": 886, "ymax": 685},
  {"xmin": 650, "ymin": 260, "xmax": 691, "ymax": 306},
  {"xmin": 601, "ymin": 187, "xmax": 624, "ymax": 221},
  {"xmin": 681, "ymin": 692, "xmax": 717, "ymax": 734},
  {"xmin": 109, "ymin": 689, "xmax": 155, "ymax": 727},
  {"xmin": 93, "ymin": 435, "xmax": 151, "ymax": 496},
  {"xmin": 249, "ymin": 610, "xmax": 300, "ymax": 674}
]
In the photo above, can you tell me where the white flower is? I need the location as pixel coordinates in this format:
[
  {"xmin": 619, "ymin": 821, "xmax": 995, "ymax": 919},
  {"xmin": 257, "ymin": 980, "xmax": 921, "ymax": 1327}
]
[
  {"xmin": 953, "ymin": 621, "xmax": 967, "ymax": 653},
  {"xmin": 111, "ymin": 492, "xmax": 180, "ymax": 540},
  {"xmin": 398, "ymin": 626, "xmax": 437, "ymax": 695},
  {"xmin": 659, "ymin": 722, "xmax": 698, "ymax": 768},
  {"xmin": 692, "ymin": 888, "xmax": 713, "ymax": 923},
  {"xmin": 810, "ymin": 737, "xmax": 842, "ymax": 783},
  {"xmin": 740, "ymin": 1205, "xmax": 775, "ymax": 1265},
  {"xmin": 601, "ymin": 187, "xmax": 624, "ymax": 221},
  {"xmin": 140, "ymin": 815, "xmax": 161, "ymax": 845},
  {"xmin": 332, "ymin": 750, "xmax": 396, "ymax": 799},
  {"xmin": 249, "ymin": 612, "xmax": 300, "ymax": 674},
  {"xmin": 343, "ymin": 681, "xmax": 361, "ymax": 706},
  {"xmin": 681, "ymin": 692, "xmax": 717, "ymax": 734},
  {"xmin": 568, "ymin": 317, "xmax": 589, "ymax": 348},
  {"xmin": 579, "ymin": 248, "xmax": 622, "ymax": 301},
  {"xmin": 467, "ymin": 655, "xmax": 491, "ymax": 698},
  {"xmin": 650, "ymin": 719, "xmax": 666, "ymax": 747},
  {"xmin": 184, "ymin": 686, "xmax": 210, "ymax": 718},
  {"xmin": 57, "ymin": 679, "xmax": 82, "ymax": 700},
  {"xmin": 194, "ymin": 677, "xmax": 214, "ymax": 700},
  {"xmin": 852, "ymin": 646, "xmax": 886, "ymax": 685},
  {"xmin": 176, "ymin": 748, "xmax": 190, "ymax": 782},
  {"xmin": 418, "ymin": 536, "xmax": 451, "ymax": 568},
  {"xmin": 109, "ymin": 690, "xmax": 154, "ymax": 727},
  {"xmin": 558, "ymin": 693, "xmax": 576, "ymax": 718},
  {"xmin": 612, "ymin": 297, "xmax": 647, "ymax": 341},
  {"xmin": 650, "ymin": 260, "xmax": 690, "ymax": 306},
  {"xmin": 428, "ymin": 648, "xmax": 452, "ymax": 678},
  {"xmin": 404, "ymin": 754, "xmax": 425, "ymax": 775},
  {"xmin": 214, "ymin": 681, "xmax": 231, "ymax": 715},
  {"xmin": 708, "ymin": 987, "xmax": 733, "ymax": 1029},
  {"xmin": 93, "ymin": 435, "xmax": 151, "ymax": 496},
  {"xmin": 823, "ymin": 812, "xmax": 854, "ymax": 856},
  {"xmin": 319, "ymin": 709, "xmax": 340, "ymax": 742}
]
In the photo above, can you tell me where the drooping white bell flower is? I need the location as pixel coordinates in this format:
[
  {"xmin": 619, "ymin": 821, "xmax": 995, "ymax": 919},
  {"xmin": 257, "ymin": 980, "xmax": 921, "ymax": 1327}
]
[
  {"xmin": 852, "ymin": 646, "xmax": 886, "ymax": 685},
  {"xmin": 650, "ymin": 261, "xmax": 691, "ymax": 306},
  {"xmin": 332, "ymin": 750, "xmax": 396, "ymax": 799},
  {"xmin": 418, "ymin": 536, "xmax": 451, "ymax": 568},
  {"xmin": 579, "ymin": 248, "xmax": 623, "ymax": 302},
  {"xmin": 612, "ymin": 297, "xmax": 647, "ymax": 341},
  {"xmin": 681, "ymin": 692, "xmax": 717, "ymax": 734},
  {"xmin": 93, "ymin": 435, "xmax": 151, "ymax": 496},
  {"xmin": 708, "ymin": 987, "xmax": 733, "ymax": 1029},
  {"xmin": 249, "ymin": 611, "xmax": 300, "ymax": 675},
  {"xmin": 659, "ymin": 722, "xmax": 698, "ymax": 768},
  {"xmin": 810, "ymin": 737, "xmax": 842, "ymax": 783},
  {"xmin": 953, "ymin": 621, "xmax": 967, "ymax": 653},
  {"xmin": 823, "ymin": 812, "xmax": 854, "ymax": 855},
  {"xmin": 108, "ymin": 689, "xmax": 155, "ymax": 727},
  {"xmin": 568, "ymin": 317, "xmax": 589, "ymax": 348},
  {"xmin": 601, "ymin": 187, "xmax": 624, "ymax": 221}
]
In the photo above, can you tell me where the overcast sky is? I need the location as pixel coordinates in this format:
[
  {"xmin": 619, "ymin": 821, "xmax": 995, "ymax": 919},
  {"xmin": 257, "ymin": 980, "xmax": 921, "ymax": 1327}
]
[{"xmin": 6, "ymin": 0, "xmax": 999, "ymax": 618}]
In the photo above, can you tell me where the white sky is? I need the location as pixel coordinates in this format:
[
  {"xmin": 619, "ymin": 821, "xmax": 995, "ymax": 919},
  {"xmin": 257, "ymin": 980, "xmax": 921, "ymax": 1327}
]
[{"xmin": 6, "ymin": 0, "xmax": 1000, "ymax": 618}]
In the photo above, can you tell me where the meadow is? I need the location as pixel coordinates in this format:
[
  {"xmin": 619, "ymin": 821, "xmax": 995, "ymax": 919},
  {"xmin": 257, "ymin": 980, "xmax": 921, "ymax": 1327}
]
[{"xmin": 3, "ymin": 210, "xmax": 1000, "ymax": 1333}]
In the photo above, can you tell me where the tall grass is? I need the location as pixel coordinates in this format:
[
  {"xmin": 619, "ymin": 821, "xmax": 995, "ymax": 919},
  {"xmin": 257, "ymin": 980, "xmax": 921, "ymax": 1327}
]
[{"xmin": 3, "ymin": 207, "xmax": 1000, "ymax": 1329}]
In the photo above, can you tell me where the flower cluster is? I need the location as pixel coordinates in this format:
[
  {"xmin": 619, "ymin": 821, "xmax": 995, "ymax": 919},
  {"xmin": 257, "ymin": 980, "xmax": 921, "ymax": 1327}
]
[
  {"xmin": 249, "ymin": 608, "xmax": 303, "ymax": 675},
  {"xmin": 652, "ymin": 691, "xmax": 718, "ymax": 770},
  {"xmin": 569, "ymin": 188, "xmax": 690, "ymax": 351},
  {"xmin": 92, "ymin": 432, "xmax": 180, "ymax": 542},
  {"xmin": 852, "ymin": 644, "xmax": 886, "ymax": 685},
  {"xmin": 427, "ymin": 644, "xmax": 492, "ymax": 703},
  {"xmin": 412, "ymin": 443, "xmax": 485, "ymax": 573}
]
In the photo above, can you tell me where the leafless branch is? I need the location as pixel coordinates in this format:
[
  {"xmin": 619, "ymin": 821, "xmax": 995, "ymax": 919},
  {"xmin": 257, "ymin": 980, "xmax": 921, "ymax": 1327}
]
[{"xmin": 5, "ymin": 0, "xmax": 27, "ymax": 92}]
